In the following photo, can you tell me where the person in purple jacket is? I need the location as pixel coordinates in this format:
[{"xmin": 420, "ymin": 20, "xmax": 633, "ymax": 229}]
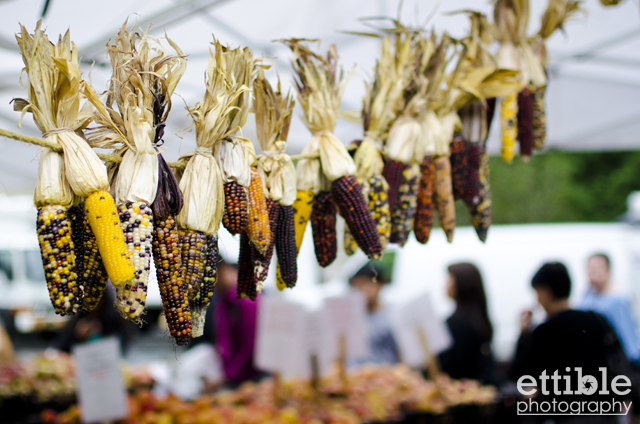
[{"xmin": 213, "ymin": 258, "xmax": 264, "ymax": 387}]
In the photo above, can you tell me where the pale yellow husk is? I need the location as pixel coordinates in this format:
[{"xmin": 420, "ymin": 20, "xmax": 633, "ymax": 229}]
[
  {"xmin": 15, "ymin": 22, "xmax": 107, "ymax": 202},
  {"xmin": 281, "ymin": 39, "xmax": 355, "ymax": 182},
  {"xmin": 253, "ymin": 71, "xmax": 297, "ymax": 206}
]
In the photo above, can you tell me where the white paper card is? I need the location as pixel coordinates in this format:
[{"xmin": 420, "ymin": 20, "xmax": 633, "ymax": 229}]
[
  {"xmin": 73, "ymin": 337, "xmax": 129, "ymax": 423},
  {"xmin": 391, "ymin": 293, "xmax": 453, "ymax": 368},
  {"xmin": 303, "ymin": 309, "xmax": 333, "ymax": 377},
  {"xmin": 173, "ymin": 344, "xmax": 224, "ymax": 399},
  {"xmin": 324, "ymin": 292, "xmax": 370, "ymax": 361},
  {"xmin": 255, "ymin": 296, "xmax": 307, "ymax": 377}
]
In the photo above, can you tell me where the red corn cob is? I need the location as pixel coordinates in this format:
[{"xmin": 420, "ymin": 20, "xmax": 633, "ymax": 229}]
[
  {"xmin": 237, "ymin": 232, "xmax": 257, "ymax": 300},
  {"xmin": 518, "ymin": 87, "xmax": 534, "ymax": 160},
  {"xmin": 222, "ymin": 181, "xmax": 248, "ymax": 235},
  {"xmin": 464, "ymin": 141, "xmax": 482, "ymax": 209},
  {"xmin": 275, "ymin": 204, "xmax": 297, "ymax": 287},
  {"xmin": 331, "ymin": 175, "xmax": 383, "ymax": 260},
  {"xmin": 415, "ymin": 156, "xmax": 435, "ymax": 244},
  {"xmin": 310, "ymin": 191, "xmax": 337, "ymax": 267},
  {"xmin": 450, "ymin": 134, "xmax": 470, "ymax": 200},
  {"xmin": 382, "ymin": 159, "xmax": 409, "ymax": 213}
]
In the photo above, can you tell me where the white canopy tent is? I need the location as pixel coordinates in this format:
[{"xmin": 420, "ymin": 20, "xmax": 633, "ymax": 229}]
[{"xmin": 0, "ymin": 0, "xmax": 638, "ymax": 195}]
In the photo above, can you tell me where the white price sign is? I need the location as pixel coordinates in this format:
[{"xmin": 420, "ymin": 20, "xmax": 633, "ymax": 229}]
[
  {"xmin": 73, "ymin": 337, "xmax": 129, "ymax": 423},
  {"xmin": 324, "ymin": 292, "xmax": 370, "ymax": 361},
  {"xmin": 391, "ymin": 293, "xmax": 452, "ymax": 368}
]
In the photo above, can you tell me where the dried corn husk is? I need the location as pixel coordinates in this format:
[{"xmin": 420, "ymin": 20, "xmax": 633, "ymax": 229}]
[
  {"xmin": 253, "ymin": 71, "xmax": 297, "ymax": 206},
  {"xmin": 177, "ymin": 39, "xmax": 244, "ymax": 235},
  {"xmin": 281, "ymin": 39, "xmax": 355, "ymax": 183},
  {"xmin": 15, "ymin": 22, "xmax": 108, "ymax": 200}
]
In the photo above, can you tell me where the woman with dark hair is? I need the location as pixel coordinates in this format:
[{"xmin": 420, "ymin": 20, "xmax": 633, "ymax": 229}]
[{"xmin": 438, "ymin": 262, "xmax": 495, "ymax": 384}]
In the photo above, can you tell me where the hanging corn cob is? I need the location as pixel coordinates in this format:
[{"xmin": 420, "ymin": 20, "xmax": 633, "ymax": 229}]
[
  {"xmin": 432, "ymin": 113, "xmax": 460, "ymax": 243},
  {"xmin": 246, "ymin": 169, "xmax": 271, "ymax": 255},
  {"xmin": 518, "ymin": 87, "xmax": 534, "ymax": 160},
  {"xmin": 310, "ymin": 192, "xmax": 337, "ymax": 267},
  {"xmin": 237, "ymin": 232, "xmax": 256, "ymax": 300},
  {"xmin": 389, "ymin": 164, "xmax": 420, "ymax": 246},
  {"xmin": 414, "ymin": 156, "xmax": 435, "ymax": 244},
  {"xmin": 17, "ymin": 25, "xmax": 82, "ymax": 316},
  {"xmin": 531, "ymin": 0, "xmax": 582, "ymax": 150},
  {"xmin": 253, "ymin": 70, "xmax": 298, "ymax": 291},
  {"xmin": 176, "ymin": 39, "xmax": 246, "ymax": 335},
  {"xmin": 450, "ymin": 133, "xmax": 470, "ymax": 200},
  {"xmin": 470, "ymin": 144, "xmax": 492, "ymax": 242},
  {"xmin": 282, "ymin": 39, "xmax": 382, "ymax": 263}
]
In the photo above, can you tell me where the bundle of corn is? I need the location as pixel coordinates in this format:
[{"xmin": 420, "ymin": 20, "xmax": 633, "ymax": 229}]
[
  {"xmin": 215, "ymin": 47, "xmax": 257, "ymax": 237},
  {"xmin": 493, "ymin": 0, "xmax": 546, "ymax": 162},
  {"xmin": 531, "ymin": 0, "xmax": 583, "ymax": 149},
  {"xmin": 282, "ymin": 39, "xmax": 382, "ymax": 265},
  {"xmin": 86, "ymin": 23, "xmax": 171, "ymax": 323},
  {"xmin": 414, "ymin": 33, "xmax": 450, "ymax": 245},
  {"xmin": 176, "ymin": 38, "xmax": 243, "ymax": 336},
  {"xmin": 15, "ymin": 22, "xmax": 135, "ymax": 315},
  {"xmin": 253, "ymin": 71, "xmax": 297, "ymax": 291},
  {"xmin": 383, "ymin": 31, "xmax": 433, "ymax": 247},
  {"xmin": 346, "ymin": 35, "xmax": 407, "ymax": 255}
]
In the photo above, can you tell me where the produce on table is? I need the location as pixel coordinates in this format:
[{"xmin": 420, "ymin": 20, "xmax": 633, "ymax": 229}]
[
  {"xmin": 41, "ymin": 364, "xmax": 497, "ymax": 424},
  {"xmin": 282, "ymin": 39, "xmax": 382, "ymax": 264}
]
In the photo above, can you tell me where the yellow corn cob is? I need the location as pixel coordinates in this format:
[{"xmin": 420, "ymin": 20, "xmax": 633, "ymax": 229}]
[
  {"xmin": 293, "ymin": 190, "xmax": 314, "ymax": 253},
  {"xmin": 84, "ymin": 190, "xmax": 135, "ymax": 285},
  {"xmin": 37, "ymin": 205, "xmax": 82, "ymax": 316},
  {"xmin": 115, "ymin": 202, "xmax": 153, "ymax": 322},
  {"xmin": 501, "ymin": 93, "xmax": 518, "ymax": 163},
  {"xmin": 246, "ymin": 170, "xmax": 271, "ymax": 255}
]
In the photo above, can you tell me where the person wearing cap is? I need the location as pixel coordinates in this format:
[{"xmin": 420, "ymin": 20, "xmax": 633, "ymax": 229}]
[{"xmin": 349, "ymin": 261, "xmax": 399, "ymax": 365}]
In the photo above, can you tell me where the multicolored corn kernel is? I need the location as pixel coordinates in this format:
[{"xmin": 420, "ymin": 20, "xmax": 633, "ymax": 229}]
[
  {"xmin": 463, "ymin": 142, "xmax": 482, "ymax": 209},
  {"xmin": 414, "ymin": 156, "xmax": 435, "ymax": 245},
  {"xmin": 382, "ymin": 159, "xmax": 409, "ymax": 212},
  {"xmin": 115, "ymin": 202, "xmax": 153, "ymax": 322},
  {"xmin": 450, "ymin": 134, "xmax": 470, "ymax": 200},
  {"xmin": 310, "ymin": 191, "xmax": 337, "ymax": 267},
  {"xmin": 69, "ymin": 203, "xmax": 108, "ymax": 313},
  {"xmin": 342, "ymin": 178, "xmax": 368, "ymax": 257},
  {"xmin": 500, "ymin": 93, "xmax": 518, "ymax": 164},
  {"xmin": 518, "ymin": 87, "xmax": 534, "ymax": 159},
  {"xmin": 222, "ymin": 181, "xmax": 248, "ymax": 235},
  {"xmin": 433, "ymin": 156, "xmax": 456, "ymax": 243},
  {"xmin": 152, "ymin": 215, "xmax": 192, "ymax": 345},
  {"xmin": 532, "ymin": 85, "xmax": 546, "ymax": 150},
  {"xmin": 180, "ymin": 228, "xmax": 207, "ymax": 303},
  {"xmin": 367, "ymin": 174, "xmax": 391, "ymax": 252},
  {"xmin": 332, "ymin": 175, "xmax": 383, "ymax": 259},
  {"xmin": 293, "ymin": 190, "xmax": 314, "ymax": 254},
  {"xmin": 37, "ymin": 204, "xmax": 81, "ymax": 316},
  {"xmin": 275, "ymin": 205, "xmax": 298, "ymax": 288},
  {"xmin": 389, "ymin": 164, "xmax": 419, "ymax": 247},
  {"xmin": 470, "ymin": 148, "xmax": 491, "ymax": 243},
  {"xmin": 84, "ymin": 190, "xmax": 135, "ymax": 286},
  {"xmin": 246, "ymin": 170, "xmax": 271, "ymax": 255},
  {"xmin": 253, "ymin": 199, "xmax": 280, "ymax": 292},
  {"xmin": 237, "ymin": 232, "xmax": 257, "ymax": 300}
]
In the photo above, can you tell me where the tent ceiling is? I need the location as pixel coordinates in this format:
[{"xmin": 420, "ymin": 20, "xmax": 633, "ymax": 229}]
[{"xmin": 0, "ymin": 0, "xmax": 638, "ymax": 195}]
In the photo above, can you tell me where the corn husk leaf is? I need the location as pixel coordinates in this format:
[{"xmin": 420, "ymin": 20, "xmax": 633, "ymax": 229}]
[
  {"xmin": 15, "ymin": 22, "xmax": 109, "ymax": 200},
  {"xmin": 282, "ymin": 39, "xmax": 356, "ymax": 181}
]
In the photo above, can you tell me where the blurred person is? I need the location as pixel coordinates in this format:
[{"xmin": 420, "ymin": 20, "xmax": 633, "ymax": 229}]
[
  {"xmin": 510, "ymin": 262, "xmax": 638, "ymax": 423},
  {"xmin": 349, "ymin": 261, "xmax": 399, "ymax": 365},
  {"xmin": 438, "ymin": 262, "xmax": 495, "ymax": 384},
  {"xmin": 50, "ymin": 287, "xmax": 130, "ymax": 353},
  {"xmin": 579, "ymin": 253, "xmax": 640, "ymax": 363},
  {"xmin": 212, "ymin": 257, "xmax": 263, "ymax": 388}
]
